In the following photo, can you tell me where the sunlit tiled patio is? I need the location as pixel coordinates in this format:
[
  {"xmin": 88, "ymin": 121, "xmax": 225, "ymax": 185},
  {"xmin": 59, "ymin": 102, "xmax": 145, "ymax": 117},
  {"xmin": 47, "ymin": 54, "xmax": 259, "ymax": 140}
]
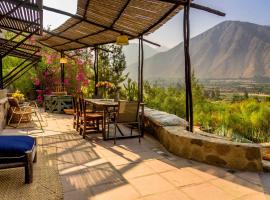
[{"xmin": 1, "ymin": 112, "xmax": 270, "ymax": 200}]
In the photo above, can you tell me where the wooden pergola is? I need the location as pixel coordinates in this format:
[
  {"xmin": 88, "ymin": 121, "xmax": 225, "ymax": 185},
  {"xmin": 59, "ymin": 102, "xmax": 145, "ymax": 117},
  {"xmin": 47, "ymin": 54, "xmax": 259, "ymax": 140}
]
[
  {"xmin": 41, "ymin": 0, "xmax": 225, "ymax": 132},
  {"xmin": 0, "ymin": 0, "xmax": 43, "ymax": 89}
]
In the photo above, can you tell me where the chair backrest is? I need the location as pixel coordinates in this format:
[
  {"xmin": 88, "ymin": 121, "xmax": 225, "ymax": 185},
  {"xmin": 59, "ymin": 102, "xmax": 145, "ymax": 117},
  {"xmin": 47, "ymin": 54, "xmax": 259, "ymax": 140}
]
[
  {"xmin": 117, "ymin": 100, "xmax": 139, "ymax": 123},
  {"xmin": 78, "ymin": 95, "xmax": 84, "ymax": 117},
  {"xmin": 72, "ymin": 95, "xmax": 77, "ymax": 113},
  {"xmin": 8, "ymin": 98, "xmax": 19, "ymax": 108}
]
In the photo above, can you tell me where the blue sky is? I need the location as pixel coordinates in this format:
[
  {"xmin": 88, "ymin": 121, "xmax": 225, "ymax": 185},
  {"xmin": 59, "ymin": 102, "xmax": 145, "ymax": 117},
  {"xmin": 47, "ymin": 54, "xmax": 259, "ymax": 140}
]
[{"xmin": 43, "ymin": 0, "xmax": 270, "ymax": 49}]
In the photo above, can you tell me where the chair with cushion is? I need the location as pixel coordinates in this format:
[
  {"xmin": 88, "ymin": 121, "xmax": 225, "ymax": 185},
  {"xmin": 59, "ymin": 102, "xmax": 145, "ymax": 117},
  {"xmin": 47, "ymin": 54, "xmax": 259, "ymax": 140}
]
[
  {"xmin": 0, "ymin": 136, "xmax": 37, "ymax": 184},
  {"xmin": 112, "ymin": 100, "xmax": 141, "ymax": 144}
]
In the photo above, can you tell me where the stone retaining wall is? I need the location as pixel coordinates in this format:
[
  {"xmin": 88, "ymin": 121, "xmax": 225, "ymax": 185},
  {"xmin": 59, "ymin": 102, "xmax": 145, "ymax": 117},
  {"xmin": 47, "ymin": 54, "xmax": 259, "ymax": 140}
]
[
  {"xmin": 144, "ymin": 112, "xmax": 263, "ymax": 171},
  {"xmin": 0, "ymin": 90, "xmax": 8, "ymax": 131}
]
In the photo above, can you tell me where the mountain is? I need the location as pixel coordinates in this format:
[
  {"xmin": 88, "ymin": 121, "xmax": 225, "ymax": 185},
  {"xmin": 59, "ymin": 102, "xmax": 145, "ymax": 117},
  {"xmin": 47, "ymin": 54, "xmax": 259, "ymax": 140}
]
[
  {"xmin": 127, "ymin": 21, "xmax": 270, "ymax": 80},
  {"xmin": 122, "ymin": 43, "xmax": 159, "ymax": 67}
]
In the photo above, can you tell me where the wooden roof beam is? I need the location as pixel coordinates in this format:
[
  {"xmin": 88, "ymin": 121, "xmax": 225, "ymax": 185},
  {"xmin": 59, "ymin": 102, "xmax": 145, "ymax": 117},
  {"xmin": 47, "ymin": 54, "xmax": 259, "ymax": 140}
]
[
  {"xmin": 1, "ymin": 0, "xmax": 41, "ymax": 11},
  {"xmin": 43, "ymin": 29, "xmax": 88, "ymax": 47},
  {"xmin": 42, "ymin": 5, "xmax": 161, "ymax": 47},
  {"xmin": 157, "ymin": 0, "xmax": 225, "ymax": 16},
  {"xmin": 0, "ymin": 0, "xmax": 29, "ymax": 22}
]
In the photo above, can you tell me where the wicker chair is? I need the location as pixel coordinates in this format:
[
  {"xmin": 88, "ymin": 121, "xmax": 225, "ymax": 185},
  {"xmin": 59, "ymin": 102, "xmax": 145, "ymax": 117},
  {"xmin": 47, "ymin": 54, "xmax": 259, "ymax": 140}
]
[
  {"xmin": 8, "ymin": 98, "xmax": 33, "ymax": 128},
  {"xmin": 113, "ymin": 100, "xmax": 141, "ymax": 144},
  {"xmin": 8, "ymin": 98, "xmax": 43, "ymax": 130}
]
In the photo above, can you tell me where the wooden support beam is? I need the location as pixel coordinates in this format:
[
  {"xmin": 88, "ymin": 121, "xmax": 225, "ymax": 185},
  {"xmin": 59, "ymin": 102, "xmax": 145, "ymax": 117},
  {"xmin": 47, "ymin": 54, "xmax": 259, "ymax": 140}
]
[
  {"xmin": 4, "ymin": 60, "xmax": 39, "ymax": 88},
  {"xmin": 3, "ymin": 58, "xmax": 40, "ymax": 86},
  {"xmin": 140, "ymin": 35, "xmax": 144, "ymax": 103},
  {"xmin": 1, "ymin": 29, "xmax": 38, "ymax": 58},
  {"xmin": 157, "ymin": 0, "xmax": 225, "ymax": 16},
  {"xmin": 94, "ymin": 47, "xmax": 99, "ymax": 96},
  {"xmin": 60, "ymin": 51, "xmax": 65, "ymax": 89},
  {"xmin": 138, "ymin": 38, "xmax": 141, "ymax": 103},
  {"xmin": 1, "ymin": 0, "xmax": 40, "ymax": 11},
  {"xmin": 191, "ymin": 3, "xmax": 225, "ymax": 16},
  {"xmin": 3, "ymin": 50, "xmax": 39, "ymax": 80},
  {"xmin": 42, "ymin": 6, "xmax": 161, "ymax": 47},
  {"xmin": 183, "ymin": 0, "xmax": 193, "ymax": 132},
  {"xmin": 43, "ymin": 29, "xmax": 88, "ymax": 47},
  {"xmin": 0, "ymin": 0, "xmax": 29, "ymax": 22},
  {"xmin": 0, "ymin": 57, "xmax": 3, "ymax": 89}
]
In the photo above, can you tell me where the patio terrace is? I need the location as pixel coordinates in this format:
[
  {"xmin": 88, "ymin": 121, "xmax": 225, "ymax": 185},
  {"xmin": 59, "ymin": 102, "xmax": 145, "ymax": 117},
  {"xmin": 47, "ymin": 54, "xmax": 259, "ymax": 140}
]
[{"xmin": 0, "ymin": 112, "xmax": 270, "ymax": 200}]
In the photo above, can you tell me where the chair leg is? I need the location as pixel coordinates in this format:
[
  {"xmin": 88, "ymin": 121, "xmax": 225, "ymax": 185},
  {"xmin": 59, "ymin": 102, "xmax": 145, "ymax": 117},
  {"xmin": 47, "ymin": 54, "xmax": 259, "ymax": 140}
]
[
  {"xmin": 35, "ymin": 112, "xmax": 43, "ymax": 132},
  {"xmin": 17, "ymin": 115, "xmax": 23, "ymax": 128},
  {"xmin": 76, "ymin": 116, "xmax": 80, "ymax": 131},
  {"xmin": 138, "ymin": 122, "xmax": 141, "ymax": 143},
  {"xmin": 114, "ymin": 122, "xmax": 117, "ymax": 145},
  {"xmin": 33, "ymin": 151, "xmax": 37, "ymax": 163},
  {"xmin": 8, "ymin": 111, "xmax": 14, "ymax": 125},
  {"xmin": 25, "ymin": 152, "xmax": 33, "ymax": 184},
  {"xmin": 83, "ymin": 122, "xmax": 86, "ymax": 139},
  {"xmin": 73, "ymin": 116, "xmax": 76, "ymax": 129},
  {"xmin": 97, "ymin": 120, "xmax": 100, "ymax": 132}
]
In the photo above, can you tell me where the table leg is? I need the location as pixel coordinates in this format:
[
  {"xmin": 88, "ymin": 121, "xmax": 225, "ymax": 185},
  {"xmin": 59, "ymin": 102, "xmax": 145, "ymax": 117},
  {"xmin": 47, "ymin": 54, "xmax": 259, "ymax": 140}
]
[{"xmin": 102, "ymin": 109, "xmax": 106, "ymax": 140}]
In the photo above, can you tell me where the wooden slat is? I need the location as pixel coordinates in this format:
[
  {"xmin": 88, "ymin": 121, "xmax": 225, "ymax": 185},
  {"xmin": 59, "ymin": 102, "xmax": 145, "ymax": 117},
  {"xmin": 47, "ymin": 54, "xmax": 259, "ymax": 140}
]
[{"xmin": 39, "ymin": 0, "xmax": 184, "ymax": 50}]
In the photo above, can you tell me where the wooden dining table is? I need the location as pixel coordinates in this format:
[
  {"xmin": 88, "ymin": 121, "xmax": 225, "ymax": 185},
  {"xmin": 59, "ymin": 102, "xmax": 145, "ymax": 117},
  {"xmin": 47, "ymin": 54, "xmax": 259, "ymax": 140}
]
[
  {"xmin": 85, "ymin": 99, "xmax": 118, "ymax": 140},
  {"xmin": 85, "ymin": 99, "xmax": 145, "ymax": 141}
]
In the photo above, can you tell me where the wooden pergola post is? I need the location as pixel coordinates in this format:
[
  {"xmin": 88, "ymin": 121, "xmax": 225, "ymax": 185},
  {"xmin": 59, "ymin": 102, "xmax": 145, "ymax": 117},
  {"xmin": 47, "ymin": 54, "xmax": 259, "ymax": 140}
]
[
  {"xmin": 138, "ymin": 38, "xmax": 141, "ymax": 103},
  {"xmin": 60, "ymin": 51, "xmax": 65, "ymax": 90},
  {"xmin": 94, "ymin": 47, "xmax": 99, "ymax": 96},
  {"xmin": 0, "ymin": 57, "xmax": 3, "ymax": 89},
  {"xmin": 183, "ymin": 0, "xmax": 193, "ymax": 132}
]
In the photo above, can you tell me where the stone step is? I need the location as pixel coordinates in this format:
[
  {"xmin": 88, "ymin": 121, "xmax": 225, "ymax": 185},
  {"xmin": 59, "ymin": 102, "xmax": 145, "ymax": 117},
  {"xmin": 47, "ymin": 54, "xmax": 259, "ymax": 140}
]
[{"xmin": 262, "ymin": 160, "xmax": 270, "ymax": 172}]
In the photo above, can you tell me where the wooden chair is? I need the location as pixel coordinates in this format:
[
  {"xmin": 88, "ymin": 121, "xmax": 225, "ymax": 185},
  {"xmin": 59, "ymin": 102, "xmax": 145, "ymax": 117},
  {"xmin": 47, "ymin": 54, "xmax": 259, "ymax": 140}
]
[
  {"xmin": 78, "ymin": 96, "xmax": 103, "ymax": 139},
  {"xmin": 112, "ymin": 100, "xmax": 141, "ymax": 144},
  {"xmin": 72, "ymin": 95, "xmax": 81, "ymax": 131}
]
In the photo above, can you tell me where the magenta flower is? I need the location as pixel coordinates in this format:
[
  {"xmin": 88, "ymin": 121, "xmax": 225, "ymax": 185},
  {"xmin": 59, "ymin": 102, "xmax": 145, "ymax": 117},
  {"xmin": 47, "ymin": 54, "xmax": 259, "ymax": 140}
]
[
  {"xmin": 46, "ymin": 55, "xmax": 53, "ymax": 64},
  {"xmin": 44, "ymin": 71, "xmax": 49, "ymax": 77},
  {"xmin": 34, "ymin": 79, "xmax": 40, "ymax": 86},
  {"xmin": 76, "ymin": 72, "xmax": 85, "ymax": 81},
  {"xmin": 36, "ymin": 90, "xmax": 43, "ymax": 95},
  {"xmin": 37, "ymin": 95, "xmax": 43, "ymax": 102},
  {"xmin": 77, "ymin": 59, "xmax": 84, "ymax": 65},
  {"xmin": 82, "ymin": 79, "xmax": 89, "ymax": 86},
  {"xmin": 64, "ymin": 79, "xmax": 69, "ymax": 85}
]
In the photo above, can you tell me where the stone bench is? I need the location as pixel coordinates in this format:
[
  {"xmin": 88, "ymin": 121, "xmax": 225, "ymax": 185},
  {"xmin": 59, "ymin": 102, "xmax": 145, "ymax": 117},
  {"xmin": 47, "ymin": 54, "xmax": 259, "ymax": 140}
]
[{"xmin": 144, "ymin": 108, "xmax": 262, "ymax": 171}]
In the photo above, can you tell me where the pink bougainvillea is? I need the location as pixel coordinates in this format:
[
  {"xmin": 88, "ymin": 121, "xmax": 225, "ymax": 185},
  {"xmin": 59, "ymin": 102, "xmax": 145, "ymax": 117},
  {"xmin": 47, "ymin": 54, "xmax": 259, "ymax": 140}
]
[
  {"xmin": 44, "ymin": 71, "xmax": 49, "ymax": 77},
  {"xmin": 46, "ymin": 55, "xmax": 53, "ymax": 64},
  {"xmin": 36, "ymin": 90, "xmax": 43, "ymax": 103},
  {"xmin": 34, "ymin": 78, "xmax": 40, "ymax": 86},
  {"xmin": 64, "ymin": 79, "xmax": 69, "ymax": 85},
  {"xmin": 77, "ymin": 58, "xmax": 84, "ymax": 65},
  {"xmin": 82, "ymin": 79, "xmax": 89, "ymax": 86}
]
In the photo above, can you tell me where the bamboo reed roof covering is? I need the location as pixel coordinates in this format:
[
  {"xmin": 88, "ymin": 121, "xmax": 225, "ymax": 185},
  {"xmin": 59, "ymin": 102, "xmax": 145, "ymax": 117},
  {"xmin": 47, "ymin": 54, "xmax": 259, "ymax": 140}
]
[
  {"xmin": 0, "ymin": 0, "xmax": 43, "ymax": 35},
  {"xmin": 0, "ymin": 38, "xmax": 41, "ymax": 61},
  {"xmin": 39, "ymin": 0, "xmax": 184, "ymax": 51}
]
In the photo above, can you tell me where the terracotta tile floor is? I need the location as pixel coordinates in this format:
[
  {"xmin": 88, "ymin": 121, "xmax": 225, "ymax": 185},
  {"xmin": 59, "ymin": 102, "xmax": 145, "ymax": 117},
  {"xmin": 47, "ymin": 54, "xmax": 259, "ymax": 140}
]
[{"xmin": 1, "ymin": 112, "xmax": 270, "ymax": 200}]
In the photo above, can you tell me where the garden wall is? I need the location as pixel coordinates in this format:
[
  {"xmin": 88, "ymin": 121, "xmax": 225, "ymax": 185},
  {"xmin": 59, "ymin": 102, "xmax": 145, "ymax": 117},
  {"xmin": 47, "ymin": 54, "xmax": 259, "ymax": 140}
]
[
  {"xmin": 0, "ymin": 89, "xmax": 8, "ymax": 131},
  {"xmin": 144, "ymin": 108, "xmax": 263, "ymax": 171}
]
